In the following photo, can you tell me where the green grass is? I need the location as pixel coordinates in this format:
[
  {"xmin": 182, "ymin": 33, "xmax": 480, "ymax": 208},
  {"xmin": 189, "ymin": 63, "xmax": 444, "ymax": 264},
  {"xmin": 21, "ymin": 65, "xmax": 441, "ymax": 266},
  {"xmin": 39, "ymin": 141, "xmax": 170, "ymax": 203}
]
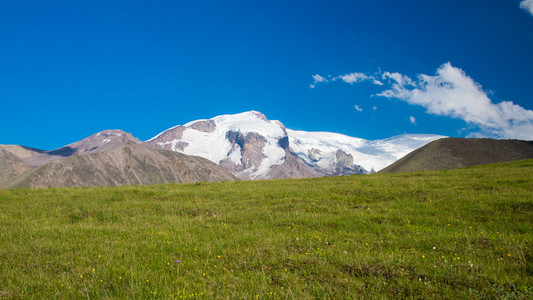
[{"xmin": 1, "ymin": 160, "xmax": 532, "ymax": 299}]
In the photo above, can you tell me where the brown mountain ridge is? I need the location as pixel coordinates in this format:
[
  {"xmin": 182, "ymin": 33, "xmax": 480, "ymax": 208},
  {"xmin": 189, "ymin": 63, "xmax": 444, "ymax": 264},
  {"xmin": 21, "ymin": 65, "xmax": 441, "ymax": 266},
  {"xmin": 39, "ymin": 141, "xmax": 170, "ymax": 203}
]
[
  {"xmin": 1, "ymin": 142, "xmax": 237, "ymax": 189},
  {"xmin": 380, "ymin": 138, "xmax": 533, "ymax": 173}
]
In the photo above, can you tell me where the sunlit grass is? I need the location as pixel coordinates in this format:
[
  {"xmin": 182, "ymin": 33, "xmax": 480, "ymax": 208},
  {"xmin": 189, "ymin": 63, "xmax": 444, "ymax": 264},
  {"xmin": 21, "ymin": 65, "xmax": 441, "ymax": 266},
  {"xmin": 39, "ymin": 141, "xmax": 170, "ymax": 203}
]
[{"xmin": 0, "ymin": 160, "xmax": 532, "ymax": 298}]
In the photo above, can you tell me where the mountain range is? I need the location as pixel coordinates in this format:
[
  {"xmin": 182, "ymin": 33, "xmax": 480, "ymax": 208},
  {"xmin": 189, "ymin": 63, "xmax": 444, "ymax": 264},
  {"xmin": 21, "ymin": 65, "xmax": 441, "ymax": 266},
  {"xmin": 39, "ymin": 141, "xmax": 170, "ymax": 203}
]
[{"xmin": 0, "ymin": 111, "xmax": 445, "ymax": 188}]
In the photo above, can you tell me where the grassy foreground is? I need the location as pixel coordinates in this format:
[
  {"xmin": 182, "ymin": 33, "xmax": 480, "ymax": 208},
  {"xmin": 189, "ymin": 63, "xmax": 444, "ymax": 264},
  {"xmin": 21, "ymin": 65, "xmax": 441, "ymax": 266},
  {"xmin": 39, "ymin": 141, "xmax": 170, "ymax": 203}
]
[{"xmin": 0, "ymin": 160, "xmax": 532, "ymax": 299}]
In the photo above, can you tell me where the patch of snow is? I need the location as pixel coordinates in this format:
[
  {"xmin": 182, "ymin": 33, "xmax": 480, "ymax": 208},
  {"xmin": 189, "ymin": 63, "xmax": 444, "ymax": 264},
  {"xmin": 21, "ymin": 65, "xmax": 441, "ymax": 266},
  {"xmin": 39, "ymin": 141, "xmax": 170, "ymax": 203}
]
[{"xmin": 288, "ymin": 130, "xmax": 444, "ymax": 171}]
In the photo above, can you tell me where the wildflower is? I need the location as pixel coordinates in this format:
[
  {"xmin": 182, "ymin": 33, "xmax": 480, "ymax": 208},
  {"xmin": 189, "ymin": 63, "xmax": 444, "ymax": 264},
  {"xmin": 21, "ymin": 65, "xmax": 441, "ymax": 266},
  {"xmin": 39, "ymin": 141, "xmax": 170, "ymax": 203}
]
[
  {"xmin": 119, "ymin": 277, "xmax": 122, "ymax": 280},
  {"xmin": 422, "ymin": 255, "xmax": 425, "ymax": 258},
  {"xmin": 80, "ymin": 275, "xmax": 83, "ymax": 278},
  {"xmin": 146, "ymin": 280, "xmax": 149, "ymax": 283},
  {"xmin": 98, "ymin": 255, "xmax": 101, "ymax": 258},
  {"xmin": 203, "ymin": 273, "xmax": 206, "ymax": 276},
  {"xmin": 508, "ymin": 253, "xmax": 511, "ymax": 257},
  {"xmin": 217, "ymin": 255, "xmax": 221, "ymax": 259},
  {"xmin": 92, "ymin": 268, "xmax": 95, "ymax": 272},
  {"xmin": 432, "ymin": 247, "xmax": 436, "ymax": 250},
  {"xmin": 176, "ymin": 259, "xmax": 181, "ymax": 263}
]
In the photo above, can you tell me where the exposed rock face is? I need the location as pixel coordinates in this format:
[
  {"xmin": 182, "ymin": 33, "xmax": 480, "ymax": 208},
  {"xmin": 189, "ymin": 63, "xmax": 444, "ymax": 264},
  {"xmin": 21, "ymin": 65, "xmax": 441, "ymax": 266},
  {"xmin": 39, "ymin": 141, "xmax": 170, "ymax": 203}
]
[
  {"xmin": 188, "ymin": 120, "xmax": 216, "ymax": 133},
  {"xmin": 331, "ymin": 150, "xmax": 367, "ymax": 175},
  {"xmin": 308, "ymin": 148, "xmax": 321, "ymax": 162},
  {"xmin": 144, "ymin": 126, "xmax": 187, "ymax": 151},
  {"xmin": 0, "ymin": 149, "xmax": 31, "ymax": 184},
  {"xmin": 1, "ymin": 143, "xmax": 237, "ymax": 189},
  {"xmin": 226, "ymin": 131, "xmax": 266, "ymax": 170},
  {"xmin": 266, "ymin": 150, "xmax": 322, "ymax": 179}
]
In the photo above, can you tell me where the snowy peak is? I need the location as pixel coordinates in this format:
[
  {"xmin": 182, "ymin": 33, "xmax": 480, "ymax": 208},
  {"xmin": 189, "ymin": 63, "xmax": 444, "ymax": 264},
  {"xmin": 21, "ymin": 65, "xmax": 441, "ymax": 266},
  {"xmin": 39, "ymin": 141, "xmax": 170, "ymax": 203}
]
[
  {"xmin": 146, "ymin": 111, "xmax": 289, "ymax": 179},
  {"xmin": 146, "ymin": 111, "xmax": 445, "ymax": 179}
]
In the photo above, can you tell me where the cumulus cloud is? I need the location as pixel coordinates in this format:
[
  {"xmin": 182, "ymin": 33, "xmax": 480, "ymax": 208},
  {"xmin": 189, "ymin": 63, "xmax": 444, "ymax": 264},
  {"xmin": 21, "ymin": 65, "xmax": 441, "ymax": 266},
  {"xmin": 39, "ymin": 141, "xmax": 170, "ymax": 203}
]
[
  {"xmin": 409, "ymin": 116, "xmax": 416, "ymax": 125},
  {"xmin": 520, "ymin": 0, "xmax": 533, "ymax": 15},
  {"xmin": 377, "ymin": 62, "xmax": 533, "ymax": 140},
  {"xmin": 354, "ymin": 105, "xmax": 363, "ymax": 112}
]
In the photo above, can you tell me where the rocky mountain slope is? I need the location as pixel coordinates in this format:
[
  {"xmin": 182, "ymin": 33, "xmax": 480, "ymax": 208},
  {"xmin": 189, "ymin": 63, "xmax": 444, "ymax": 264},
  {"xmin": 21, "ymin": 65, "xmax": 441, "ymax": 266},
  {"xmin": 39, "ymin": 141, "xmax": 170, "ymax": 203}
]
[
  {"xmin": 0, "ymin": 149, "xmax": 31, "ymax": 184},
  {"xmin": 380, "ymin": 138, "xmax": 533, "ymax": 173},
  {"xmin": 1, "ymin": 143, "xmax": 237, "ymax": 189},
  {"xmin": 147, "ymin": 111, "xmax": 444, "ymax": 179}
]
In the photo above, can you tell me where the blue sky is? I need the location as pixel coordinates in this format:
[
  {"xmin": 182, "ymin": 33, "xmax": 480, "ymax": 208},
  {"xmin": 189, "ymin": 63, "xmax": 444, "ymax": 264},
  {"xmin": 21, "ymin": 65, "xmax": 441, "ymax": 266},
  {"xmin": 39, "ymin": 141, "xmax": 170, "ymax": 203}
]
[{"xmin": 1, "ymin": 0, "xmax": 532, "ymax": 150}]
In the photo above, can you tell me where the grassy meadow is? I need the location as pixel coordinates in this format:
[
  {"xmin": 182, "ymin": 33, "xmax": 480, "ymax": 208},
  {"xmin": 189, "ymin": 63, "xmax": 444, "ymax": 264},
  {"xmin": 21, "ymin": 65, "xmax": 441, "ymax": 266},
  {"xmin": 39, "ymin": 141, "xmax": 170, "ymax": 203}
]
[{"xmin": 0, "ymin": 160, "xmax": 532, "ymax": 299}]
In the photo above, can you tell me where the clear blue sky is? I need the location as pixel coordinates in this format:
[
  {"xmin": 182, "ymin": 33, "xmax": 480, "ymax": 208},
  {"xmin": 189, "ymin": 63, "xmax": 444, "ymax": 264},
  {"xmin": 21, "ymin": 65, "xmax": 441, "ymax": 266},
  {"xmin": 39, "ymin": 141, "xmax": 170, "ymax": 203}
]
[{"xmin": 1, "ymin": 0, "xmax": 532, "ymax": 149}]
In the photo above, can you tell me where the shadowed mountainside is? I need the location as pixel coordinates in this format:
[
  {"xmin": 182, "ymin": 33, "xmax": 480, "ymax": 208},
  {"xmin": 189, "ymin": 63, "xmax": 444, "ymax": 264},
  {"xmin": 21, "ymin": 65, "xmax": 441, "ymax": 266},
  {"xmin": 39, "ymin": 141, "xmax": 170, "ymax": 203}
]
[
  {"xmin": 1, "ymin": 143, "xmax": 237, "ymax": 189},
  {"xmin": 379, "ymin": 138, "xmax": 533, "ymax": 173}
]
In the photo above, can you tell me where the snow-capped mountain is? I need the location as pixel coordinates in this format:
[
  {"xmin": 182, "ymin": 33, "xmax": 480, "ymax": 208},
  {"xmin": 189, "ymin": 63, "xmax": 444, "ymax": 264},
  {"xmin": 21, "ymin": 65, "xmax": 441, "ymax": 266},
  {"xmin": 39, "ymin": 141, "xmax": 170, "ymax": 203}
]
[
  {"xmin": 288, "ymin": 130, "xmax": 444, "ymax": 172},
  {"xmin": 146, "ymin": 111, "xmax": 445, "ymax": 179}
]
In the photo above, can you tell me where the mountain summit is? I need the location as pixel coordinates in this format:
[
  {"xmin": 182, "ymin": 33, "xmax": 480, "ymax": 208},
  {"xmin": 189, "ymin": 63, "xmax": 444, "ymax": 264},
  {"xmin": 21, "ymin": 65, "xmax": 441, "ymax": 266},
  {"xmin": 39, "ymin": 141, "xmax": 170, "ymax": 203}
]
[{"xmin": 146, "ymin": 111, "xmax": 444, "ymax": 179}]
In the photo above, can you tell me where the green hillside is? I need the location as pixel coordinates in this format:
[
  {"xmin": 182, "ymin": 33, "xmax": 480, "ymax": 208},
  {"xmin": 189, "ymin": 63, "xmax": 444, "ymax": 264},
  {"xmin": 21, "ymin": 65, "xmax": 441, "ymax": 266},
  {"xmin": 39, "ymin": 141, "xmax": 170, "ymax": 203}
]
[{"xmin": 1, "ymin": 160, "xmax": 532, "ymax": 299}]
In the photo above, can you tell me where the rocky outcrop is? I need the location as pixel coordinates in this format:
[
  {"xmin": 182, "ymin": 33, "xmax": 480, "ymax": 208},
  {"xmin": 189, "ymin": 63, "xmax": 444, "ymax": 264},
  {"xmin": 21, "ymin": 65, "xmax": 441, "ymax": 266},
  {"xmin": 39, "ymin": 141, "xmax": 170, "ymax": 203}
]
[
  {"xmin": 327, "ymin": 150, "xmax": 367, "ymax": 175},
  {"xmin": 188, "ymin": 120, "xmax": 216, "ymax": 133},
  {"xmin": 144, "ymin": 126, "xmax": 187, "ymax": 150},
  {"xmin": 266, "ymin": 151, "xmax": 322, "ymax": 179}
]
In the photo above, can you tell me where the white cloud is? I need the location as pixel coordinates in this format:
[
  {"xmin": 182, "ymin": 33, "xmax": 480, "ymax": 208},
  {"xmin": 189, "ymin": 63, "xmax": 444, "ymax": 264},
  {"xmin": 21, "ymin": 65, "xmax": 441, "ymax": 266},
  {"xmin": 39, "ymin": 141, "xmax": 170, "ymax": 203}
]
[
  {"xmin": 520, "ymin": 0, "xmax": 533, "ymax": 16},
  {"xmin": 409, "ymin": 116, "xmax": 416, "ymax": 124},
  {"xmin": 310, "ymin": 74, "xmax": 326, "ymax": 88},
  {"xmin": 377, "ymin": 62, "xmax": 533, "ymax": 140},
  {"xmin": 354, "ymin": 105, "xmax": 363, "ymax": 112},
  {"xmin": 310, "ymin": 72, "xmax": 382, "ymax": 88},
  {"xmin": 373, "ymin": 106, "xmax": 378, "ymax": 111},
  {"xmin": 338, "ymin": 73, "xmax": 371, "ymax": 84}
]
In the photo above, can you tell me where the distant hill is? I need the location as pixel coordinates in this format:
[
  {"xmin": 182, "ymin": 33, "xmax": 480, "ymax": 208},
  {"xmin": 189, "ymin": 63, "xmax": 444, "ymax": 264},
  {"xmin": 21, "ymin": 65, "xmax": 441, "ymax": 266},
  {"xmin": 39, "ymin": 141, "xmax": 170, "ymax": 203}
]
[
  {"xmin": 1, "ymin": 143, "xmax": 237, "ymax": 189},
  {"xmin": 379, "ymin": 138, "xmax": 533, "ymax": 173}
]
